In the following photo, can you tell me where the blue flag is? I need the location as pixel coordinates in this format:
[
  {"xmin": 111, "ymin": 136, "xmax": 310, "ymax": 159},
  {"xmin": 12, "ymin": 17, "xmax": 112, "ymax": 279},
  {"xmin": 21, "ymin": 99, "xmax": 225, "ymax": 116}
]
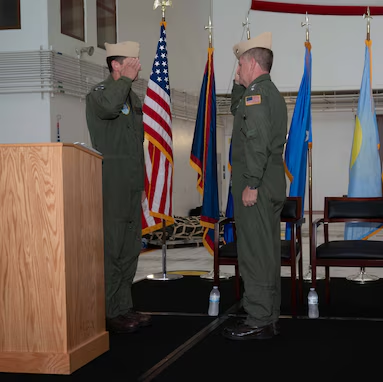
[
  {"xmin": 344, "ymin": 40, "xmax": 382, "ymax": 240},
  {"xmin": 224, "ymin": 141, "xmax": 234, "ymax": 244},
  {"xmin": 190, "ymin": 47, "xmax": 219, "ymax": 255},
  {"xmin": 284, "ymin": 42, "xmax": 312, "ymax": 240}
]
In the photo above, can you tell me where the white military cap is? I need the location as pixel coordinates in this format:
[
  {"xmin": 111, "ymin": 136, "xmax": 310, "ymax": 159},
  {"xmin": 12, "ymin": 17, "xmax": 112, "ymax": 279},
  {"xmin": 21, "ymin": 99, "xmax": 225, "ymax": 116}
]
[
  {"xmin": 105, "ymin": 41, "xmax": 140, "ymax": 58},
  {"xmin": 233, "ymin": 32, "xmax": 272, "ymax": 59}
]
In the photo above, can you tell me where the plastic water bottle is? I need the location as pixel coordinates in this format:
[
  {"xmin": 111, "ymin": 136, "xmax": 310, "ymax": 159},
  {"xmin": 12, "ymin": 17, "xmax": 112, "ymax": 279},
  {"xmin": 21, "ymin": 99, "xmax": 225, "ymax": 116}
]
[
  {"xmin": 208, "ymin": 286, "xmax": 220, "ymax": 316},
  {"xmin": 308, "ymin": 288, "xmax": 319, "ymax": 319}
]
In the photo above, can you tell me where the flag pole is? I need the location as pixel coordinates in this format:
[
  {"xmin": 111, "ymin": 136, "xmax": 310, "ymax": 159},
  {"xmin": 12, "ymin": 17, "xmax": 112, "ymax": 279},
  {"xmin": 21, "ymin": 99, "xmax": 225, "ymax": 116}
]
[
  {"xmin": 242, "ymin": 9, "xmax": 251, "ymax": 40},
  {"xmin": 146, "ymin": 0, "xmax": 182, "ymax": 281},
  {"xmin": 199, "ymin": 15, "xmax": 232, "ymax": 280},
  {"xmin": 300, "ymin": 13, "xmax": 324, "ymax": 282},
  {"xmin": 346, "ymin": 6, "xmax": 379, "ymax": 284}
]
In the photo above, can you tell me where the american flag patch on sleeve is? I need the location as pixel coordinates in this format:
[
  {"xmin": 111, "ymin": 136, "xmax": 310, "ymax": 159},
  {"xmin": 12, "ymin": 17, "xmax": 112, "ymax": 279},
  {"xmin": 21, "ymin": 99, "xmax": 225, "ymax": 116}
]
[{"xmin": 245, "ymin": 95, "xmax": 261, "ymax": 106}]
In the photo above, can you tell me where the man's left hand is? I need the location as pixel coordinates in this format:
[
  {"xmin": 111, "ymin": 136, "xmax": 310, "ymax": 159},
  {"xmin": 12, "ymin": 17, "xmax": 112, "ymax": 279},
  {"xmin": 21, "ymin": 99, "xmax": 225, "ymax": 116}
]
[{"xmin": 242, "ymin": 187, "xmax": 258, "ymax": 207}]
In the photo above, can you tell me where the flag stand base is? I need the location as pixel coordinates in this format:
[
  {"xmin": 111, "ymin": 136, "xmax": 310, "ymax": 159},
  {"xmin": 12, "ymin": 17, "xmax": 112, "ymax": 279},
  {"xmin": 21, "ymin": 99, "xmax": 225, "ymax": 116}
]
[
  {"xmin": 199, "ymin": 270, "xmax": 232, "ymax": 280},
  {"xmin": 146, "ymin": 244, "xmax": 183, "ymax": 281},
  {"xmin": 346, "ymin": 267, "xmax": 379, "ymax": 284},
  {"xmin": 147, "ymin": 273, "xmax": 183, "ymax": 281}
]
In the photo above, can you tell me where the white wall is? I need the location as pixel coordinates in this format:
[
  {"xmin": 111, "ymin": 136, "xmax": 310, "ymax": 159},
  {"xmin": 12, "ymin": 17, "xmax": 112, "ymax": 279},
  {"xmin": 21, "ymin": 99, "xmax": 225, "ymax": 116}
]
[
  {"xmin": 213, "ymin": 0, "xmax": 383, "ymax": 93},
  {"xmin": 0, "ymin": 0, "xmax": 48, "ymax": 51},
  {"xmin": 49, "ymin": 95, "xmax": 90, "ymax": 144},
  {"xmin": 0, "ymin": 94, "xmax": 51, "ymax": 143},
  {"xmin": 0, "ymin": 0, "xmax": 51, "ymax": 143}
]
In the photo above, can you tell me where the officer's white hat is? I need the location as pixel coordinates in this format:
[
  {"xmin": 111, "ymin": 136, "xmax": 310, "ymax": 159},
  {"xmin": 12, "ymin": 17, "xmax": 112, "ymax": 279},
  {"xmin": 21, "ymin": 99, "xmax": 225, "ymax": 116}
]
[
  {"xmin": 105, "ymin": 41, "xmax": 140, "ymax": 58},
  {"xmin": 233, "ymin": 32, "xmax": 272, "ymax": 59}
]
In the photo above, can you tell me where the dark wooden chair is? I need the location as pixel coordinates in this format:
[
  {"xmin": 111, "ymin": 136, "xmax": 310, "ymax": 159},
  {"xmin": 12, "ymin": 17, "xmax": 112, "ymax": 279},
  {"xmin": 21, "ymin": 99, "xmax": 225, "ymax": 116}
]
[
  {"xmin": 311, "ymin": 197, "xmax": 383, "ymax": 304},
  {"xmin": 213, "ymin": 196, "xmax": 304, "ymax": 316}
]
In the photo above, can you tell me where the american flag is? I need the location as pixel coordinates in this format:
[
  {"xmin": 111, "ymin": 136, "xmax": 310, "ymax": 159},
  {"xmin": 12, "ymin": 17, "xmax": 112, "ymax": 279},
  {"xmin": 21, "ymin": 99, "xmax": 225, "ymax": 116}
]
[{"xmin": 142, "ymin": 21, "xmax": 174, "ymax": 235}]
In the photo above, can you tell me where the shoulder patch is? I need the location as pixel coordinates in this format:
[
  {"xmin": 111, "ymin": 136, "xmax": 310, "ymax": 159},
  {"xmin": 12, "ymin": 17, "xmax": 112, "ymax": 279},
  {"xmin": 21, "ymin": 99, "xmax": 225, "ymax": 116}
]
[
  {"xmin": 93, "ymin": 84, "xmax": 105, "ymax": 91},
  {"xmin": 245, "ymin": 95, "xmax": 261, "ymax": 106},
  {"xmin": 121, "ymin": 103, "xmax": 130, "ymax": 115}
]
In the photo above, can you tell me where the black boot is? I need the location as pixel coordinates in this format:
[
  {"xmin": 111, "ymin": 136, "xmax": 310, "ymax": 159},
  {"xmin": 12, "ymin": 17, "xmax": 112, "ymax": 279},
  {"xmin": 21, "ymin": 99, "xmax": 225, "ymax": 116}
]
[{"xmin": 223, "ymin": 321, "xmax": 274, "ymax": 340}]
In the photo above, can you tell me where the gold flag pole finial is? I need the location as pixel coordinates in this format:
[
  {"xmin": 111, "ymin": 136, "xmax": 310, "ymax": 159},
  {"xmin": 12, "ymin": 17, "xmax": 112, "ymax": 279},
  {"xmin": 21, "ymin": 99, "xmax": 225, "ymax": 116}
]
[
  {"xmin": 242, "ymin": 10, "xmax": 251, "ymax": 40},
  {"xmin": 363, "ymin": 7, "xmax": 372, "ymax": 41},
  {"xmin": 154, "ymin": 0, "xmax": 172, "ymax": 21},
  {"xmin": 301, "ymin": 12, "xmax": 310, "ymax": 42},
  {"xmin": 205, "ymin": 16, "xmax": 213, "ymax": 48}
]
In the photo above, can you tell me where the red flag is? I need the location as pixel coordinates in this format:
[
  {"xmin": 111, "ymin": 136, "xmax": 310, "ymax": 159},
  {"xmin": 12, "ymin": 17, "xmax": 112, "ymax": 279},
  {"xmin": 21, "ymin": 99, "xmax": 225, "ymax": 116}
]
[{"xmin": 142, "ymin": 21, "xmax": 174, "ymax": 235}]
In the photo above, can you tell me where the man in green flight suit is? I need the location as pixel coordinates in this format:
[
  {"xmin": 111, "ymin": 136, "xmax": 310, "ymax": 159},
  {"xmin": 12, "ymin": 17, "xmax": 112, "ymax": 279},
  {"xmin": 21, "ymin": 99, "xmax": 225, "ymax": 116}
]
[
  {"xmin": 86, "ymin": 41, "xmax": 151, "ymax": 333},
  {"xmin": 223, "ymin": 32, "xmax": 287, "ymax": 340}
]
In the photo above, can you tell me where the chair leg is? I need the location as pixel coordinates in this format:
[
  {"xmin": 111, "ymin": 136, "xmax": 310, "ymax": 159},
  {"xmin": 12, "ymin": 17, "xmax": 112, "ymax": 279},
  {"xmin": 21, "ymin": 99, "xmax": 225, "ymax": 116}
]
[
  {"xmin": 298, "ymin": 255, "xmax": 304, "ymax": 305},
  {"xmin": 325, "ymin": 266, "xmax": 330, "ymax": 305},
  {"xmin": 290, "ymin": 262, "xmax": 297, "ymax": 317},
  {"xmin": 234, "ymin": 264, "xmax": 241, "ymax": 300},
  {"xmin": 213, "ymin": 257, "xmax": 220, "ymax": 290}
]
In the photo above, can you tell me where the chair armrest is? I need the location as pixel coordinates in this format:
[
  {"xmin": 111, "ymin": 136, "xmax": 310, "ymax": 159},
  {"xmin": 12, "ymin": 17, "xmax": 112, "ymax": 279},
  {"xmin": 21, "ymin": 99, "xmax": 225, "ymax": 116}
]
[
  {"xmin": 293, "ymin": 217, "xmax": 305, "ymax": 226},
  {"xmin": 312, "ymin": 217, "xmax": 324, "ymax": 228},
  {"xmin": 215, "ymin": 217, "xmax": 235, "ymax": 231},
  {"xmin": 214, "ymin": 217, "xmax": 236, "ymax": 251},
  {"xmin": 311, "ymin": 218, "xmax": 325, "ymax": 267}
]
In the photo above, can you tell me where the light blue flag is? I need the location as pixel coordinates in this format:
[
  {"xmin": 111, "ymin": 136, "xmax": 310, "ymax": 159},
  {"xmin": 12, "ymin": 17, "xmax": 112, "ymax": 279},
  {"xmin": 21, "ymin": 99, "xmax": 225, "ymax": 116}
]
[
  {"xmin": 344, "ymin": 40, "xmax": 382, "ymax": 240},
  {"xmin": 284, "ymin": 42, "xmax": 312, "ymax": 240}
]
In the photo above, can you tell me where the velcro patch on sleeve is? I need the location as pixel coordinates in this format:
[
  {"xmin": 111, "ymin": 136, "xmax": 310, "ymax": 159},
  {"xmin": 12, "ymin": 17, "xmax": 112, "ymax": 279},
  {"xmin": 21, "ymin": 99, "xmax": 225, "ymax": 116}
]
[
  {"xmin": 245, "ymin": 95, "xmax": 261, "ymax": 106},
  {"xmin": 94, "ymin": 84, "xmax": 105, "ymax": 91}
]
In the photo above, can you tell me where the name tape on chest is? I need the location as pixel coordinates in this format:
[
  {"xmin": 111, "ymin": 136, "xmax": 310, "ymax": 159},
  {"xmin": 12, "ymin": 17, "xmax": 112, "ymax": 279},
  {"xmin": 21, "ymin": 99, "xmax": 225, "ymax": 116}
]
[{"xmin": 245, "ymin": 95, "xmax": 261, "ymax": 106}]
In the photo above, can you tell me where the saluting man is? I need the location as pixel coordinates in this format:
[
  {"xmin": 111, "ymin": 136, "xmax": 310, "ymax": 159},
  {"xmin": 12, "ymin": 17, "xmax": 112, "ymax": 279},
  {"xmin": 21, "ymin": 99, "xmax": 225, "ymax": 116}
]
[
  {"xmin": 223, "ymin": 32, "xmax": 287, "ymax": 340},
  {"xmin": 86, "ymin": 41, "xmax": 151, "ymax": 333}
]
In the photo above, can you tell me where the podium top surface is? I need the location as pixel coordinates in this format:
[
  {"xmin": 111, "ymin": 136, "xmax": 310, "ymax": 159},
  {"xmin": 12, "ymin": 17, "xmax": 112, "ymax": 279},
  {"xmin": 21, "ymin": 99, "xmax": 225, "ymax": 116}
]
[{"xmin": 0, "ymin": 143, "xmax": 103, "ymax": 159}]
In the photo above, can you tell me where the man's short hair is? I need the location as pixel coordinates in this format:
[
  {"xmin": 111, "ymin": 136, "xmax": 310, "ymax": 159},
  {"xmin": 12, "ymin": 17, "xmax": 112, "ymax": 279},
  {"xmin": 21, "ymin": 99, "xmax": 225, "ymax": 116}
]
[
  {"xmin": 244, "ymin": 47, "xmax": 273, "ymax": 73},
  {"xmin": 106, "ymin": 56, "xmax": 126, "ymax": 73}
]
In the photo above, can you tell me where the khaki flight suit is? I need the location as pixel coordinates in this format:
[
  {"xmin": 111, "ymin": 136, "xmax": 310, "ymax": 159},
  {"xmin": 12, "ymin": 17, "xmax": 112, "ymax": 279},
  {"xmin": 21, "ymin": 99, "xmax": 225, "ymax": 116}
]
[
  {"xmin": 86, "ymin": 75, "xmax": 144, "ymax": 319},
  {"xmin": 231, "ymin": 73, "xmax": 287, "ymax": 327}
]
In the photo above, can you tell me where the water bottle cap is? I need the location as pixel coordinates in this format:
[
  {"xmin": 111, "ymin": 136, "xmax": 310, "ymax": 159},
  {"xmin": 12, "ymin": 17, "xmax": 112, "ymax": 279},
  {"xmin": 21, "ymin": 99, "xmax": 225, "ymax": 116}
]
[
  {"xmin": 310, "ymin": 288, "xmax": 315, "ymax": 291},
  {"xmin": 213, "ymin": 286, "xmax": 218, "ymax": 289}
]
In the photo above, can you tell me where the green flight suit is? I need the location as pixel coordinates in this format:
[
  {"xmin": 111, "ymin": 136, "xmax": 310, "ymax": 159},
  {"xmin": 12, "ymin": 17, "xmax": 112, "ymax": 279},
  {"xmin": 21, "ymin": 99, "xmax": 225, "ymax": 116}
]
[
  {"xmin": 231, "ymin": 74, "xmax": 287, "ymax": 327},
  {"xmin": 86, "ymin": 75, "xmax": 145, "ymax": 319}
]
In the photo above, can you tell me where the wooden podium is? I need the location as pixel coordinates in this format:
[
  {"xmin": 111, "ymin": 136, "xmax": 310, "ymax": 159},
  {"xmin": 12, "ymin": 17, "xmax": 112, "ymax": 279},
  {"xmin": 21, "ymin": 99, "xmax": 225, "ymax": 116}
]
[{"xmin": 0, "ymin": 143, "xmax": 109, "ymax": 375}]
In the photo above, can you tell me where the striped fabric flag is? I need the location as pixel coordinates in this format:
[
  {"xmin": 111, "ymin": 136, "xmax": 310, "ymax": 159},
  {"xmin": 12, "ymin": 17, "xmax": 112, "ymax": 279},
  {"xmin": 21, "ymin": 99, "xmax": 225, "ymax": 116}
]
[
  {"xmin": 190, "ymin": 47, "xmax": 219, "ymax": 255},
  {"xmin": 142, "ymin": 21, "xmax": 174, "ymax": 235},
  {"xmin": 344, "ymin": 39, "xmax": 383, "ymax": 240},
  {"xmin": 284, "ymin": 41, "xmax": 312, "ymax": 240}
]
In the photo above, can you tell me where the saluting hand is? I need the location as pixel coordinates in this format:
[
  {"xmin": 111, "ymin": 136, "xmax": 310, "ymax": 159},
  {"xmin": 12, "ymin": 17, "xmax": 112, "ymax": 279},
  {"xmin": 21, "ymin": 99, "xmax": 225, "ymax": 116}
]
[
  {"xmin": 120, "ymin": 58, "xmax": 142, "ymax": 81},
  {"xmin": 235, "ymin": 71, "xmax": 240, "ymax": 85},
  {"xmin": 242, "ymin": 186, "xmax": 258, "ymax": 207}
]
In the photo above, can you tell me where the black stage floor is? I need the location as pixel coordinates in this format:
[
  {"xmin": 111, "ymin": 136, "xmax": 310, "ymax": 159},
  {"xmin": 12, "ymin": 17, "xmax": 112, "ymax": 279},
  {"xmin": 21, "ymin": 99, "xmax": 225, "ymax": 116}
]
[{"xmin": 2, "ymin": 275, "xmax": 383, "ymax": 381}]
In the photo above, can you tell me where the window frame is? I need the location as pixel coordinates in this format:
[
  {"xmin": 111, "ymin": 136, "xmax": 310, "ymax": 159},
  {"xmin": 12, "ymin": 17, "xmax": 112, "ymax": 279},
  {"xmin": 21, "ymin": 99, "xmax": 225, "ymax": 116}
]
[
  {"xmin": 0, "ymin": 0, "xmax": 21, "ymax": 30},
  {"xmin": 96, "ymin": 0, "xmax": 117, "ymax": 50},
  {"xmin": 60, "ymin": 0, "xmax": 85, "ymax": 42}
]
